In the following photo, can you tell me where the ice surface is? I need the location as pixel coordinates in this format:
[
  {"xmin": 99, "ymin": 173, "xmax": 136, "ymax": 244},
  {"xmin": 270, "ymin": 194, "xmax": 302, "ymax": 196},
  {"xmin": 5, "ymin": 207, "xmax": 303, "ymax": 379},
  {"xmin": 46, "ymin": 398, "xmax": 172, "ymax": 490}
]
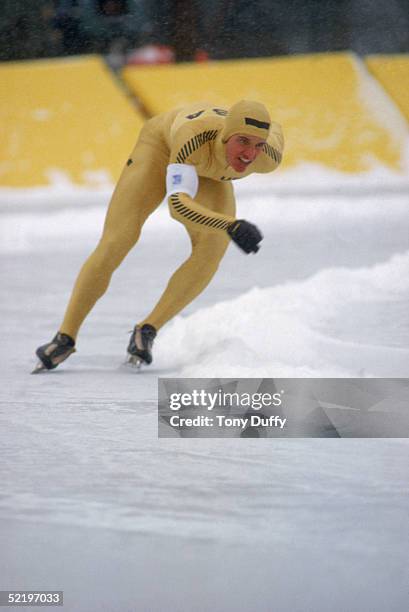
[{"xmin": 1, "ymin": 164, "xmax": 409, "ymax": 611}]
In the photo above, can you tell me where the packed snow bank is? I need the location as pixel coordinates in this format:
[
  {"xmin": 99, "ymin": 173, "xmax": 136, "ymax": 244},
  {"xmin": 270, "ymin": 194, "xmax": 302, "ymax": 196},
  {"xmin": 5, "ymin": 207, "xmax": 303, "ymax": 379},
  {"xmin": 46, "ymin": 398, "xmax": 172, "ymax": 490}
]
[
  {"xmin": 158, "ymin": 250, "xmax": 409, "ymax": 378},
  {"xmin": 0, "ymin": 180, "xmax": 112, "ymax": 209},
  {"xmin": 1, "ymin": 187, "xmax": 408, "ymax": 254},
  {"xmin": 236, "ymin": 154, "xmax": 409, "ymax": 197},
  {"xmin": 1, "ymin": 150, "xmax": 408, "ymax": 208}
]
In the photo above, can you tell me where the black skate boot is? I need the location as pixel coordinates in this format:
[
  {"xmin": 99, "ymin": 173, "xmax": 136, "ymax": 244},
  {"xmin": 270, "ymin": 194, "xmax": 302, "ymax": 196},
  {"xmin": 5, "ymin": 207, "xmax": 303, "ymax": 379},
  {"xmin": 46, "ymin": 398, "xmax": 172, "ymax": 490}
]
[
  {"xmin": 32, "ymin": 332, "xmax": 76, "ymax": 374},
  {"xmin": 126, "ymin": 324, "xmax": 156, "ymax": 368}
]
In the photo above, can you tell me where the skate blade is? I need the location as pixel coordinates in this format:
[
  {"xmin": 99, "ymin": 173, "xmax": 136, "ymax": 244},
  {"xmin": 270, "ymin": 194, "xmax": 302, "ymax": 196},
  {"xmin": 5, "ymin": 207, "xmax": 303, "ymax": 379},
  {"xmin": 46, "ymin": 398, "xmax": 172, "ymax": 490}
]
[
  {"xmin": 31, "ymin": 361, "xmax": 48, "ymax": 374},
  {"xmin": 125, "ymin": 355, "xmax": 143, "ymax": 370}
]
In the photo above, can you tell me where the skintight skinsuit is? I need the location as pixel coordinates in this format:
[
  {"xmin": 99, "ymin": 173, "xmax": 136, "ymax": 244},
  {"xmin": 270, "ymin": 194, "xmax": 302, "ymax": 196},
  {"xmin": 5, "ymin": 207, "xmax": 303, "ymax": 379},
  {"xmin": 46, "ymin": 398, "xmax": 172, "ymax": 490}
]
[{"xmin": 34, "ymin": 100, "xmax": 284, "ymax": 372}]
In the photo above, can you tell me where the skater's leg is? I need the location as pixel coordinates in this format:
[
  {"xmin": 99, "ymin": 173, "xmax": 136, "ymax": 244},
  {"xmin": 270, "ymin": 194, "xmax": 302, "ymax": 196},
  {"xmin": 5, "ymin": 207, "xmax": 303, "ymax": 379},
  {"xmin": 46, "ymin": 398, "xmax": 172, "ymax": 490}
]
[
  {"xmin": 140, "ymin": 179, "xmax": 235, "ymax": 330},
  {"xmin": 60, "ymin": 143, "xmax": 167, "ymax": 339}
]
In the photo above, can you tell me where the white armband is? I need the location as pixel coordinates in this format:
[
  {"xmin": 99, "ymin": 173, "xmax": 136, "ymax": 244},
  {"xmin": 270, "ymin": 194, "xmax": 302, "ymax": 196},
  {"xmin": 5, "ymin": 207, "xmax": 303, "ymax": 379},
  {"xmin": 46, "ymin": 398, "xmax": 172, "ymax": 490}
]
[{"xmin": 166, "ymin": 163, "xmax": 199, "ymax": 199}]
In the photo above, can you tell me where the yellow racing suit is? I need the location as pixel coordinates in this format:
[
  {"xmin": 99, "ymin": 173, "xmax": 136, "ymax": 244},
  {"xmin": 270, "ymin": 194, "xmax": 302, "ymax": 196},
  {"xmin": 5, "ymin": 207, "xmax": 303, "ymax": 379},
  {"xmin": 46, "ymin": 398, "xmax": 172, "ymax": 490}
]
[{"xmin": 60, "ymin": 104, "xmax": 284, "ymax": 337}]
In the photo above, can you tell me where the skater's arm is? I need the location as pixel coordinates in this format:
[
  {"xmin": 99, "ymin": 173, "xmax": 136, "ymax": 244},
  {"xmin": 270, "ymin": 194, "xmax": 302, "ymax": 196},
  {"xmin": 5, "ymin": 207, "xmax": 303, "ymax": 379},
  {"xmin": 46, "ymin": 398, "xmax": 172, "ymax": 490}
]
[
  {"xmin": 166, "ymin": 123, "xmax": 236, "ymax": 235},
  {"xmin": 166, "ymin": 163, "xmax": 235, "ymax": 234},
  {"xmin": 168, "ymin": 190, "xmax": 235, "ymax": 235},
  {"xmin": 167, "ymin": 185, "xmax": 263, "ymax": 252}
]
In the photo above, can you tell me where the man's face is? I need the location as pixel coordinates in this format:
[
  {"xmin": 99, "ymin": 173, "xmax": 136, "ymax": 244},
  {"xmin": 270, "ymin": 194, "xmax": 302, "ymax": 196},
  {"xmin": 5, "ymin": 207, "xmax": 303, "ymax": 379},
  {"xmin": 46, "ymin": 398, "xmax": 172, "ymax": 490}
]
[{"xmin": 225, "ymin": 134, "xmax": 266, "ymax": 173}]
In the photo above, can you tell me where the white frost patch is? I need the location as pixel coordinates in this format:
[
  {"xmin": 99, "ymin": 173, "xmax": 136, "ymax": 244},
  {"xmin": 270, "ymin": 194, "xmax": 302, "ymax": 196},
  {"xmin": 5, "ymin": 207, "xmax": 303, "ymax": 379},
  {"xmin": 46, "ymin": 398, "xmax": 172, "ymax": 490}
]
[
  {"xmin": 353, "ymin": 54, "xmax": 409, "ymax": 147},
  {"xmin": 31, "ymin": 108, "xmax": 52, "ymax": 121},
  {"xmin": 45, "ymin": 168, "xmax": 78, "ymax": 187},
  {"xmin": 82, "ymin": 168, "xmax": 113, "ymax": 187}
]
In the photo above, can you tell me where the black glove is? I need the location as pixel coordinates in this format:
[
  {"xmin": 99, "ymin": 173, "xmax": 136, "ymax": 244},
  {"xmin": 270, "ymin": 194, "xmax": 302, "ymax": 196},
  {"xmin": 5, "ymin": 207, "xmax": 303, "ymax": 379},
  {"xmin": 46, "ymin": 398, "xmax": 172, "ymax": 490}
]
[{"xmin": 227, "ymin": 219, "xmax": 263, "ymax": 254}]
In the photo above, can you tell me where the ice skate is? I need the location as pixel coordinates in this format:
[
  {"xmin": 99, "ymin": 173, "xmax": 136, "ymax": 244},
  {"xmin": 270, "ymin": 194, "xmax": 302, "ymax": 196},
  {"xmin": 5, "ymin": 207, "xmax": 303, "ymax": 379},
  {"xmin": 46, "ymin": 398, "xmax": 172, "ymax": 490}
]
[
  {"xmin": 126, "ymin": 324, "xmax": 156, "ymax": 369},
  {"xmin": 32, "ymin": 332, "xmax": 76, "ymax": 374}
]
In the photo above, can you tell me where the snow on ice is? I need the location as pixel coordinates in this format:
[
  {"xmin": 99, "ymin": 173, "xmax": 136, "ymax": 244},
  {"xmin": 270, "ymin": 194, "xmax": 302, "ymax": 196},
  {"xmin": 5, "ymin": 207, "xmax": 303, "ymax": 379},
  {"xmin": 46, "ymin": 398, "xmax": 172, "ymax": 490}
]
[{"xmin": 1, "ymin": 163, "xmax": 409, "ymax": 612}]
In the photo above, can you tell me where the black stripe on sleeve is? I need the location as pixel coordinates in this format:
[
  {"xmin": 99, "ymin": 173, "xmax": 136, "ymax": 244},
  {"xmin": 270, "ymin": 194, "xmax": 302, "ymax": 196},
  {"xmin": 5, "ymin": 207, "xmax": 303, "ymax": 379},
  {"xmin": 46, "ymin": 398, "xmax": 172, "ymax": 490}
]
[{"xmin": 169, "ymin": 194, "xmax": 230, "ymax": 231}]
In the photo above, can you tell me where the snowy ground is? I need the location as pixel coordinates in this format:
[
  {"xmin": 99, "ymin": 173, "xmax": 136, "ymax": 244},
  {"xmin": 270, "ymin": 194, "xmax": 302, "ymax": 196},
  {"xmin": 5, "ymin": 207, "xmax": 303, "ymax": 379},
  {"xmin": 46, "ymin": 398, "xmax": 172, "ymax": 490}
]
[{"xmin": 1, "ymin": 166, "xmax": 409, "ymax": 611}]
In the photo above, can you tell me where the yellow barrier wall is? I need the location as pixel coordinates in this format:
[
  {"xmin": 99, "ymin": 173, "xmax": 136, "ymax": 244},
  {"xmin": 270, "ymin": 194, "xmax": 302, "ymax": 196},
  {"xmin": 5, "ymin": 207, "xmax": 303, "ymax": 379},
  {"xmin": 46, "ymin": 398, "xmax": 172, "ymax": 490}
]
[
  {"xmin": 123, "ymin": 53, "xmax": 407, "ymax": 172},
  {"xmin": 0, "ymin": 55, "xmax": 144, "ymax": 187},
  {"xmin": 365, "ymin": 55, "xmax": 409, "ymax": 122}
]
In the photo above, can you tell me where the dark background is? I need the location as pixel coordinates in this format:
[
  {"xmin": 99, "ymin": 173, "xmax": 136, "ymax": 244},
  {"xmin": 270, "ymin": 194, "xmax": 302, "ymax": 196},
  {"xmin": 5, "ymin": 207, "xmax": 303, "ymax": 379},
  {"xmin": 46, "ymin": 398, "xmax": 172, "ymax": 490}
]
[{"xmin": 1, "ymin": 0, "xmax": 408, "ymax": 64}]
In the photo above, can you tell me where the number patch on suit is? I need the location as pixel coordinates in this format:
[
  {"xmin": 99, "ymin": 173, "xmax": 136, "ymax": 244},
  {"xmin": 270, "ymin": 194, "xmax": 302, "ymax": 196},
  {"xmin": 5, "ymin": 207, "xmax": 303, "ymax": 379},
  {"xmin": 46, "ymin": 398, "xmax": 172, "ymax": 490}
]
[
  {"xmin": 186, "ymin": 108, "xmax": 228, "ymax": 120},
  {"xmin": 186, "ymin": 110, "xmax": 205, "ymax": 119}
]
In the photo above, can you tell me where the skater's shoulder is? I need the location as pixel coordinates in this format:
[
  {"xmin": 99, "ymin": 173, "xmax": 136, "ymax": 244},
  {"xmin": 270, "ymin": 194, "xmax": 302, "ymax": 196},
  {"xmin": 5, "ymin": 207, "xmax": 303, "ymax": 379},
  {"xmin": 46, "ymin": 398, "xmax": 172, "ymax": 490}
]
[
  {"xmin": 170, "ymin": 103, "xmax": 226, "ymax": 137},
  {"xmin": 167, "ymin": 105, "xmax": 225, "ymax": 165}
]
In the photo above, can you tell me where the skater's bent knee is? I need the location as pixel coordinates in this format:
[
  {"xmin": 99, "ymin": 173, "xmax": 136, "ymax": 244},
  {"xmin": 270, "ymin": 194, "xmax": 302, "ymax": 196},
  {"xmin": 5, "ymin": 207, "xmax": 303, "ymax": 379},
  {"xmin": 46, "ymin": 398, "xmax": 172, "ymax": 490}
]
[
  {"xmin": 192, "ymin": 245, "xmax": 227, "ymax": 270},
  {"xmin": 192, "ymin": 256, "xmax": 223, "ymax": 280}
]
